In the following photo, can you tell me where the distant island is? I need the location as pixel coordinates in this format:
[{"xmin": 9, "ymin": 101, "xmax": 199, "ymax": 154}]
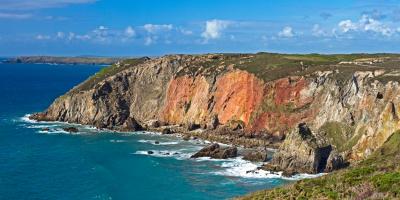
[{"xmin": 3, "ymin": 56, "xmax": 123, "ymax": 65}]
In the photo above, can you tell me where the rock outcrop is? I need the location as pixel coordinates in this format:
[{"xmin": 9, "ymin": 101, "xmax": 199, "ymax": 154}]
[
  {"xmin": 191, "ymin": 143, "xmax": 238, "ymax": 159},
  {"xmin": 265, "ymin": 123, "xmax": 346, "ymax": 174},
  {"xmin": 30, "ymin": 53, "xmax": 400, "ymax": 174}
]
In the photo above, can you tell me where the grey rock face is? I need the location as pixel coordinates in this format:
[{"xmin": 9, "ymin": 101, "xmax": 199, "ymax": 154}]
[
  {"xmin": 243, "ymin": 151, "xmax": 268, "ymax": 162},
  {"xmin": 268, "ymin": 123, "xmax": 335, "ymax": 174}
]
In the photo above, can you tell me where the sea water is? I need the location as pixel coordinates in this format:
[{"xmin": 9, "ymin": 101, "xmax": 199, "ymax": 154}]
[{"xmin": 0, "ymin": 63, "xmax": 319, "ymax": 200}]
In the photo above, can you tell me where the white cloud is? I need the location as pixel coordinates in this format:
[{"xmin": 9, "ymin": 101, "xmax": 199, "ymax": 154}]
[
  {"xmin": 144, "ymin": 36, "xmax": 155, "ymax": 46},
  {"xmin": 359, "ymin": 14, "xmax": 392, "ymax": 36},
  {"xmin": 124, "ymin": 26, "xmax": 135, "ymax": 38},
  {"xmin": 0, "ymin": 12, "xmax": 32, "ymax": 19},
  {"xmin": 338, "ymin": 20, "xmax": 357, "ymax": 33},
  {"xmin": 143, "ymin": 24, "xmax": 173, "ymax": 33},
  {"xmin": 201, "ymin": 19, "xmax": 231, "ymax": 40},
  {"xmin": 312, "ymin": 24, "xmax": 329, "ymax": 37},
  {"xmin": 278, "ymin": 26, "xmax": 294, "ymax": 38},
  {"xmin": 67, "ymin": 32, "xmax": 75, "ymax": 40},
  {"xmin": 338, "ymin": 15, "xmax": 393, "ymax": 36},
  {"xmin": 75, "ymin": 34, "xmax": 90, "ymax": 40},
  {"xmin": 0, "ymin": 0, "xmax": 97, "ymax": 10},
  {"xmin": 179, "ymin": 28, "xmax": 193, "ymax": 35},
  {"xmin": 36, "ymin": 34, "xmax": 51, "ymax": 40},
  {"xmin": 56, "ymin": 31, "xmax": 65, "ymax": 39}
]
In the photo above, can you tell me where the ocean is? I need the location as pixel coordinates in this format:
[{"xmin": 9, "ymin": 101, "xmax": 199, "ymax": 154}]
[{"xmin": 0, "ymin": 63, "xmax": 315, "ymax": 200}]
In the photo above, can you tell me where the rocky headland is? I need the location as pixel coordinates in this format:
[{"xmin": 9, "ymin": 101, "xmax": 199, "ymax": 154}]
[
  {"xmin": 30, "ymin": 53, "xmax": 400, "ymax": 198},
  {"xmin": 4, "ymin": 56, "xmax": 122, "ymax": 65}
]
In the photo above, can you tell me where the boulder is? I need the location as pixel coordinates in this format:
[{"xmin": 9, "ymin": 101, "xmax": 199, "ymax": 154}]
[
  {"xmin": 29, "ymin": 113, "xmax": 49, "ymax": 121},
  {"xmin": 161, "ymin": 128, "xmax": 173, "ymax": 135},
  {"xmin": 146, "ymin": 120, "xmax": 160, "ymax": 129},
  {"xmin": 191, "ymin": 143, "xmax": 237, "ymax": 159},
  {"xmin": 41, "ymin": 127, "xmax": 50, "ymax": 132},
  {"xmin": 182, "ymin": 135, "xmax": 191, "ymax": 141},
  {"xmin": 243, "ymin": 151, "xmax": 268, "ymax": 162},
  {"xmin": 216, "ymin": 147, "xmax": 237, "ymax": 159},
  {"xmin": 63, "ymin": 127, "xmax": 79, "ymax": 133}
]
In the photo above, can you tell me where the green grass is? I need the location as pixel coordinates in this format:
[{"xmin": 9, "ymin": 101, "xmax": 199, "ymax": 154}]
[
  {"xmin": 237, "ymin": 131, "xmax": 400, "ymax": 200},
  {"xmin": 174, "ymin": 52, "xmax": 400, "ymax": 82},
  {"xmin": 318, "ymin": 122, "xmax": 355, "ymax": 152},
  {"xmin": 68, "ymin": 58, "xmax": 148, "ymax": 93}
]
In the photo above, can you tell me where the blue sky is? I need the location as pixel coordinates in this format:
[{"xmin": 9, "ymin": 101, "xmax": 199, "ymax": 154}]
[{"xmin": 1, "ymin": 0, "xmax": 400, "ymax": 56}]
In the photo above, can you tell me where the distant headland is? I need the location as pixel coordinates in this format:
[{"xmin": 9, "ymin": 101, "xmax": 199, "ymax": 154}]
[{"xmin": 2, "ymin": 56, "xmax": 124, "ymax": 65}]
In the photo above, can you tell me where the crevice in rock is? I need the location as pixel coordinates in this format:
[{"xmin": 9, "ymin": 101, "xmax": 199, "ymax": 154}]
[
  {"xmin": 391, "ymin": 101, "xmax": 398, "ymax": 120},
  {"xmin": 316, "ymin": 145, "xmax": 332, "ymax": 173},
  {"xmin": 376, "ymin": 92, "xmax": 383, "ymax": 99}
]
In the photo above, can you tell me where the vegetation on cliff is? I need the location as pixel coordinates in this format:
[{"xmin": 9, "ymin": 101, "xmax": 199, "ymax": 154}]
[{"xmin": 238, "ymin": 131, "xmax": 400, "ymax": 200}]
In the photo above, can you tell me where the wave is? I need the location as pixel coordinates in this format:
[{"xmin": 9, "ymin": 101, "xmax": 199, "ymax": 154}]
[
  {"xmin": 37, "ymin": 129, "xmax": 70, "ymax": 134},
  {"xmin": 214, "ymin": 158, "xmax": 326, "ymax": 180},
  {"xmin": 26, "ymin": 124, "xmax": 58, "ymax": 129}
]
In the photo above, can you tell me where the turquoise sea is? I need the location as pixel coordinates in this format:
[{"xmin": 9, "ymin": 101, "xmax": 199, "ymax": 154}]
[{"xmin": 0, "ymin": 63, "xmax": 312, "ymax": 200}]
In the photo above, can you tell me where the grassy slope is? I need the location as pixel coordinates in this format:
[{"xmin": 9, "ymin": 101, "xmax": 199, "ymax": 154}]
[
  {"xmin": 238, "ymin": 131, "xmax": 400, "ymax": 200},
  {"xmin": 68, "ymin": 58, "xmax": 148, "ymax": 93},
  {"xmin": 199, "ymin": 52, "xmax": 400, "ymax": 82}
]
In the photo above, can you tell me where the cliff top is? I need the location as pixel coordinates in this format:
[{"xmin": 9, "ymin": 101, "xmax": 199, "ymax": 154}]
[{"xmin": 68, "ymin": 52, "xmax": 400, "ymax": 95}]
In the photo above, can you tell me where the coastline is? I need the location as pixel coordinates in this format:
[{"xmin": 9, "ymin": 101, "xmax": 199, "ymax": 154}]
[{"xmin": 21, "ymin": 113, "xmax": 325, "ymax": 181}]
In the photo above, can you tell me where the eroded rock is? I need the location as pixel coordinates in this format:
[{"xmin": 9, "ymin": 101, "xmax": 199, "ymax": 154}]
[
  {"xmin": 243, "ymin": 151, "xmax": 268, "ymax": 162},
  {"xmin": 191, "ymin": 143, "xmax": 237, "ymax": 159}
]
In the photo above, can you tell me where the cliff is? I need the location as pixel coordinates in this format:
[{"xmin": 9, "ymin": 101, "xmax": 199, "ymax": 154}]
[{"xmin": 31, "ymin": 53, "xmax": 400, "ymax": 174}]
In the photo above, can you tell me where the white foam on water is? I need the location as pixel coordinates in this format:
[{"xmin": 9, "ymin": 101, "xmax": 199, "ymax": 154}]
[
  {"xmin": 133, "ymin": 149, "xmax": 192, "ymax": 160},
  {"xmin": 20, "ymin": 114, "xmax": 37, "ymax": 123},
  {"xmin": 37, "ymin": 129, "xmax": 69, "ymax": 134},
  {"xmin": 109, "ymin": 139, "xmax": 127, "ymax": 143},
  {"xmin": 26, "ymin": 124, "xmax": 58, "ymax": 129},
  {"xmin": 137, "ymin": 139, "xmax": 179, "ymax": 146},
  {"xmin": 213, "ymin": 158, "xmax": 326, "ymax": 180}
]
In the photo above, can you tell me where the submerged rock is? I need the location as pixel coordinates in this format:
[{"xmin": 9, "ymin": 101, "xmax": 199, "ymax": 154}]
[
  {"xmin": 191, "ymin": 143, "xmax": 237, "ymax": 159},
  {"xmin": 63, "ymin": 127, "xmax": 79, "ymax": 133}
]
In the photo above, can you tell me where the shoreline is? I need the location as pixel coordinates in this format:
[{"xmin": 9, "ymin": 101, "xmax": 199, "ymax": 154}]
[{"xmin": 21, "ymin": 113, "xmax": 325, "ymax": 181}]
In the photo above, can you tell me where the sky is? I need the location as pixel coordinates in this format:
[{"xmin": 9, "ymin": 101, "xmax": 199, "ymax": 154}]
[{"xmin": 1, "ymin": 0, "xmax": 400, "ymax": 56}]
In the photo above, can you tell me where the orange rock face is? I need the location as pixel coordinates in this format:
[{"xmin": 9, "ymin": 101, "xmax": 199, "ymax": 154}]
[
  {"xmin": 161, "ymin": 75, "xmax": 210, "ymax": 125},
  {"xmin": 248, "ymin": 77, "xmax": 314, "ymax": 135},
  {"xmin": 161, "ymin": 70, "xmax": 314, "ymax": 135},
  {"xmin": 211, "ymin": 70, "xmax": 265, "ymax": 126}
]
